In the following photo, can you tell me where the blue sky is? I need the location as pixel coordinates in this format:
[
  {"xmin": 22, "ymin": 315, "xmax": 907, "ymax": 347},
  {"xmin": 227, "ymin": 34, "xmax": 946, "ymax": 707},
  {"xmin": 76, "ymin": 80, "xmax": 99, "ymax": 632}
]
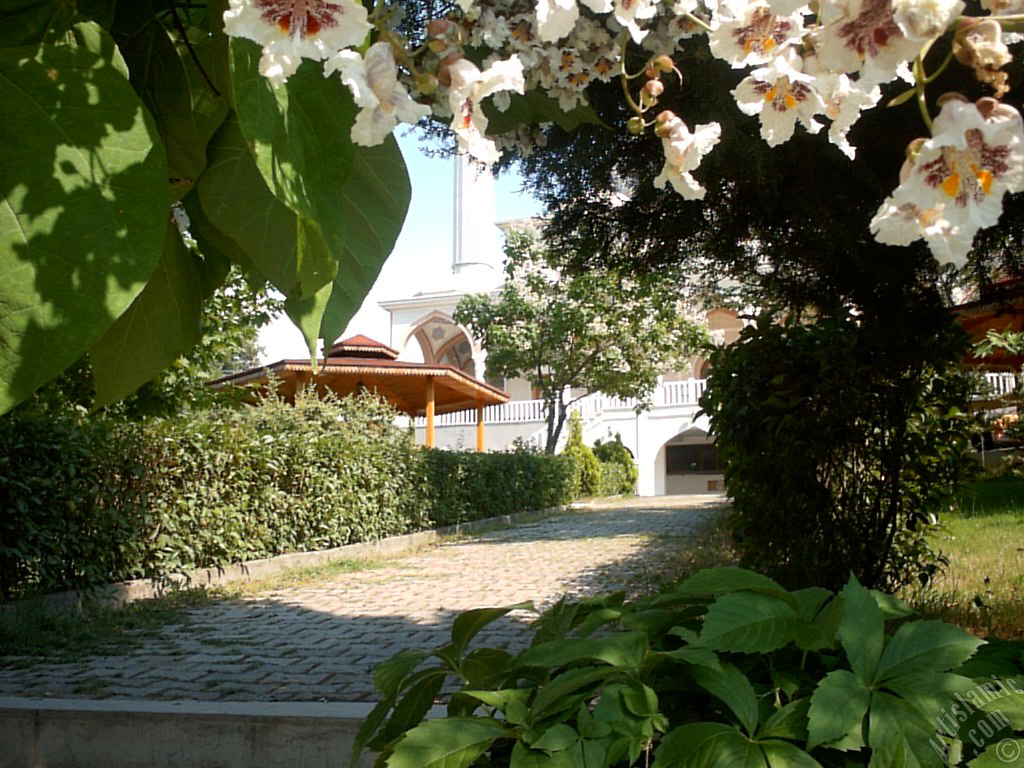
[{"xmin": 258, "ymin": 130, "xmax": 542, "ymax": 361}]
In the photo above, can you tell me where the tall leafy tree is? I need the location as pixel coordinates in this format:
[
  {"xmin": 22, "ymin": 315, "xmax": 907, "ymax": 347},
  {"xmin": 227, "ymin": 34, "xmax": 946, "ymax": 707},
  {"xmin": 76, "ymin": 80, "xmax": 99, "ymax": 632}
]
[{"xmin": 454, "ymin": 232, "xmax": 708, "ymax": 453}]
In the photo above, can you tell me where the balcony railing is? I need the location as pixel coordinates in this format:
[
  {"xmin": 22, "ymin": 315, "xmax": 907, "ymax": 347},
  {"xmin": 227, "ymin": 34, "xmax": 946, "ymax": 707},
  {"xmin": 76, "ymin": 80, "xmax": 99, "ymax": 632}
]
[
  {"xmin": 415, "ymin": 373, "xmax": 1020, "ymax": 429},
  {"xmin": 414, "ymin": 378, "xmax": 708, "ymax": 427},
  {"xmin": 984, "ymin": 372, "xmax": 1017, "ymax": 398}
]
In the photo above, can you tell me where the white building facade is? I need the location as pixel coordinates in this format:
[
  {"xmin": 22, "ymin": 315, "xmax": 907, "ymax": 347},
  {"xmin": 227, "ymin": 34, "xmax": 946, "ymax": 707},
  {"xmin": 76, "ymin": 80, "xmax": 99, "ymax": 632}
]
[{"xmin": 373, "ymin": 158, "xmax": 742, "ymax": 496}]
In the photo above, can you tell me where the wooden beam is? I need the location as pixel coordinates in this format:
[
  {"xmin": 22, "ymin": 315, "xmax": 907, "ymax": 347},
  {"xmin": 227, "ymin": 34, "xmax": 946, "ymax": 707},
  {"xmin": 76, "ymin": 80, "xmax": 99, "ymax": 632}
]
[
  {"xmin": 476, "ymin": 403, "xmax": 485, "ymax": 453},
  {"xmin": 425, "ymin": 377, "xmax": 435, "ymax": 448}
]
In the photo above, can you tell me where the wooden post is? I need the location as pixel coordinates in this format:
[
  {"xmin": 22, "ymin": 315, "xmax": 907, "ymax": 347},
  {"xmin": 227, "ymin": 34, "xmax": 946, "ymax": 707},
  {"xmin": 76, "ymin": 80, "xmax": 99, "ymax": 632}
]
[
  {"xmin": 476, "ymin": 403, "xmax": 485, "ymax": 453},
  {"xmin": 425, "ymin": 378, "xmax": 435, "ymax": 448}
]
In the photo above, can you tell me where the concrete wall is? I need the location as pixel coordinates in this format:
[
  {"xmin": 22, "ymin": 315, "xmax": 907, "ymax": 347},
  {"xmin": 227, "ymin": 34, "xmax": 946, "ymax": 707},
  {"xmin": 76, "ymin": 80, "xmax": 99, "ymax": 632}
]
[{"xmin": 2, "ymin": 698, "xmax": 441, "ymax": 768}]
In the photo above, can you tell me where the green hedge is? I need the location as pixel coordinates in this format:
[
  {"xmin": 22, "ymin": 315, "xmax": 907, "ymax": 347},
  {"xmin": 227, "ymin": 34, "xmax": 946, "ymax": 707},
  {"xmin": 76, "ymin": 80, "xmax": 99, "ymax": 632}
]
[{"xmin": 0, "ymin": 392, "xmax": 575, "ymax": 601}]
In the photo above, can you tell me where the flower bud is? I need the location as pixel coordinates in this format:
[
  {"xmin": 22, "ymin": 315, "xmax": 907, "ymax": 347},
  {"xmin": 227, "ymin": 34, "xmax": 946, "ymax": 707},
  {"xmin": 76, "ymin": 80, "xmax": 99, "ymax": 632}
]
[
  {"xmin": 936, "ymin": 91, "xmax": 969, "ymax": 108},
  {"xmin": 627, "ymin": 116, "xmax": 645, "ymax": 134},
  {"xmin": 428, "ymin": 38, "xmax": 449, "ymax": 53},
  {"xmin": 643, "ymin": 80, "xmax": 665, "ymax": 98},
  {"xmin": 427, "ymin": 19, "xmax": 454, "ymax": 38},
  {"xmin": 645, "ymin": 64, "xmax": 660, "ymax": 79},
  {"xmin": 436, "ymin": 52, "xmax": 463, "ymax": 87},
  {"xmin": 653, "ymin": 54, "xmax": 674, "ymax": 73},
  {"xmin": 654, "ymin": 110, "xmax": 677, "ymax": 138},
  {"xmin": 641, "ymin": 79, "xmax": 664, "ymax": 108},
  {"xmin": 415, "ymin": 72, "xmax": 439, "ymax": 95}
]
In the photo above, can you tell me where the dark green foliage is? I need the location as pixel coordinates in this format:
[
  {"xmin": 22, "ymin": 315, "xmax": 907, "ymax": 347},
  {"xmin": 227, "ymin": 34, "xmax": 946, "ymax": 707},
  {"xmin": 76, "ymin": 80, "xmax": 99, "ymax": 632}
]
[
  {"xmin": 0, "ymin": 391, "xmax": 574, "ymax": 601},
  {"xmin": 419, "ymin": 449, "xmax": 575, "ymax": 527},
  {"xmin": 594, "ymin": 434, "xmax": 638, "ymax": 495},
  {"xmin": 562, "ymin": 412, "xmax": 604, "ymax": 498},
  {"xmin": 699, "ymin": 311, "xmax": 979, "ymax": 592},
  {"xmin": 356, "ymin": 568, "xmax": 1019, "ymax": 768},
  {"xmin": 0, "ymin": 407, "xmax": 151, "ymax": 601}
]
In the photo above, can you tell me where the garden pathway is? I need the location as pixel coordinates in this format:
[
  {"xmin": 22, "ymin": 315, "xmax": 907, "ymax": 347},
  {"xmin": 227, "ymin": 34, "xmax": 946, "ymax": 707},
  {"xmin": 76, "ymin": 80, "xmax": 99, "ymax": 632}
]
[{"xmin": 0, "ymin": 496, "xmax": 725, "ymax": 703}]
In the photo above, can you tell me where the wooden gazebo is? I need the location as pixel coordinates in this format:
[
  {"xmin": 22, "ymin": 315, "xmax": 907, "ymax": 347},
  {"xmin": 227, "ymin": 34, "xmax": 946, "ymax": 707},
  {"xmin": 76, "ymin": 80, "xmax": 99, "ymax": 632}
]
[{"xmin": 212, "ymin": 335, "xmax": 509, "ymax": 451}]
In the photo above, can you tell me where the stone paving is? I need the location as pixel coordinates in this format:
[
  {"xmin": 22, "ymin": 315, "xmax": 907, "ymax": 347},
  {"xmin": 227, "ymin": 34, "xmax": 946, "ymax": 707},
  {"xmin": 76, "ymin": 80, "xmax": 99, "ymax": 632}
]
[{"xmin": 0, "ymin": 496, "xmax": 725, "ymax": 703}]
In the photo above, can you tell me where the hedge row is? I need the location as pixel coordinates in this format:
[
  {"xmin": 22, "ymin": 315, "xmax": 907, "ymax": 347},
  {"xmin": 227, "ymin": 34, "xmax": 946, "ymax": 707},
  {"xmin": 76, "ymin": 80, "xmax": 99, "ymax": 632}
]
[{"xmin": 0, "ymin": 392, "xmax": 575, "ymax": 602}]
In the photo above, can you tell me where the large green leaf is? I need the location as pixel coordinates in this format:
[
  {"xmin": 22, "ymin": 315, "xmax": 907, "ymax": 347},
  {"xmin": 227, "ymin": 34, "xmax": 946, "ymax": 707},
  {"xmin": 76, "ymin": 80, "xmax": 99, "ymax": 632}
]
[
  {"xmin": 757, "ymin": 699, "xmax": 810, "ymax": 743},
  {"xmin": 0, "ymin": 23, "xmax": 168, "ymax": 413},
  {"xmin": 90, "ymin": 220, "xmax": 228, "ymax": 406},
  {"xmin": 229, "ymin": 41, "xmax": 350, "ymax": 286},
  {"xmin": 195, "ymin": 114, "xmax": 327, "ymax": 304},
  {"xmin": 448, "ymin": 603, "xmax": 534, "ymax": 661},
  {"xmin": 759, "ymin": 741, "xmax": 824, "ymax": 768},
  {"xmin": 874, "ymin": 621, "xmax": 986, "ymax": 683},
  {"xmin": 676, "ymin": 567, "xmax": 793, "ymax": 603},
  {"xmin": 230, "ymin": 40, "xmax": 412, "ymax": 350},
  {"xmin": 0, "ymin": 0, "xmax": 115, "ymax": 47},
  {"xmin": 517, "ymin": 633, "xmax": 648, "ymax": 670},
  {"xmin": 110, "ymin": 3, "xmax": 228, "ymax": 201},
  {"xmin": 696, "ymin": 592, "xmax": 799, "ymax": 653},
  {"xmin": 836, "ymin": 577, "xmax": 884, "ymax": 684},
  {"xmin": 867, "ymin": 693, "xmax": 945, "ymax": 768},
  {"xmin": 653, "ymin": 723, "xmax": 765, "ymax": 768},
  {"xmin": 689, "ymin": 662, "xmax": 760, "ymax": 737},
  {"xmin": 967, "ymin": 739, "xmax": 1024, "ymax": 767},
  {"xmin": 374, "ymin": 670, "xmax": 449, "ymax": 748},
  {"xmin": 510, "ymin": 741, "xmax": 577, "ymax": 768},
  {"xmin": 806, "ymin": 669, "xmax": 869, "ymax": 751},
  {"xmin": 531, "ymin": 667, "xmax": 619, "ymax": 720},
  {"xmin": 314, "ymin": 137, "xmax": 412, "ymax": 345},
  {"xmin": 374, "ymin": 650, "xmax": 434, "ymax": 700},
  {"xmin": 387, "ymin": 717, "xmax": 509, "ymax": 768}
]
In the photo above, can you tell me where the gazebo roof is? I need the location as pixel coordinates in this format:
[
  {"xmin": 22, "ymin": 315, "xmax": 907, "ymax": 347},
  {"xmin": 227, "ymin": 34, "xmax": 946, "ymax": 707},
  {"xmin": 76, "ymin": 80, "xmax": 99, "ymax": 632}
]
[
  {"xmin": 212, "ymin": 339, "xmax": 508, "ymax": 417},
  {"xmin": 326, "ymin": 335, "xmax": 399, "ymax": 360},
  {"xmin": 955, "ymin": 276, "xmax": 1024, "ymax": 370}
]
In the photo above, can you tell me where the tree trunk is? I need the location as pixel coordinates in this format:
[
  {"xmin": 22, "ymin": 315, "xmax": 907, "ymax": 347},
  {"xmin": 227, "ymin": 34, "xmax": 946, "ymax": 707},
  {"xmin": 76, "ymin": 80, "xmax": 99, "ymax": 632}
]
[{"xmin": 544, "ymin": 393, "xmax": 569, "ymax": 453}]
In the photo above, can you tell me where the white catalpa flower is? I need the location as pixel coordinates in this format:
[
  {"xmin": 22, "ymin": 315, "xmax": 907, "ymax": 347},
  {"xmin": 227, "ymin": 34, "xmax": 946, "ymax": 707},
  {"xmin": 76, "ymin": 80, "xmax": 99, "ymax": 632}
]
[
  {"xmin": 653, "ymin": 114, "xmax": 722, "ymax": 199},
  {"xmin": 223, "ymin": 0, "xmax": 371, "ymax": 87},
  {"xmin": 709, "ymin": 0, "xmax": 805, "ymax": 68},
  {"xmin": 536, "ymin": 0, "xmax": 614, "ymax": 43},
  {"xmin": 447, "ymin": 56, "xmax": 526, "ymax": 164},
  {"xmin": 871, "ymin": 98, "xmax": 1024, "ymax": 266},
  {"xmin": 893, "ymin": 0, "xmax": 965, "ymax": 42},
  {"xmin": 732, "ymin": 50, "xmax": 825, "ymax": 145},
  {"xmin": 981, "ymin": 0, "xmax": 1024, "ymax": 42},
  {"xmin": 325, "ymin": 43, "xmax": 431, "ymax": 146},
  {"xmin": 817, "ymin": 0, "xmax": 962, "ymax": 86},
  {"xmin": 612, "ymin": 0, "xmax": 663, "ymax": 43},
  {"xmin": 805, "ymin": 55, "xmax": 882, "ymax": 158}
]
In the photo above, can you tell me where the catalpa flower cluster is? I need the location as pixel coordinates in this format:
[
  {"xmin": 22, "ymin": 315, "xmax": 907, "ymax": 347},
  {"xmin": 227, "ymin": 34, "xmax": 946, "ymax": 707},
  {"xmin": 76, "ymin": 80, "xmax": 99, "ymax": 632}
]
[{"xmin": 222, "ymin": 0, "xmax": 1024, "ymax": 267}]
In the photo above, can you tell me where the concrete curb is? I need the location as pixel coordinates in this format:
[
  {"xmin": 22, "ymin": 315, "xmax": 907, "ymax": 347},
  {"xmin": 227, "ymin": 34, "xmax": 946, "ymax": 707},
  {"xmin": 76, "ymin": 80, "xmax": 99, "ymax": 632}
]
[
  {"xmin": 4, "ymin": 505, "xmax": 572, "ymax": 614},
  {"xmin": 0, "ymin": 697, "xmax": 445, "ymax": 768}
]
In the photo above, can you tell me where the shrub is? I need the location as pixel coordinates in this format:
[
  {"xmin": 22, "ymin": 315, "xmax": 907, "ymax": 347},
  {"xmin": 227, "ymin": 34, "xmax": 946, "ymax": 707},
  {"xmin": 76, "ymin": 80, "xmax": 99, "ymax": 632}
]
[
  {"xmin": 0, "ymin": 390, "xmax": 575, "ymax": 599},
  {"xmin": 562, "ymin": 411, "xmax": 603, "ymax": 497},
  {"xmin": 699, "ymin": 311, "xmax": 979, "ymax": 592},
  {"xmin": 0, "ymin": 407, "xmax": 151, "ymax": 601},
  {"xmin": 419, "ymin": 448, "xmax": 575, "ymax": 527},
  {"xmin": 594, "ymin": 433, "xmax": 638, "ymax": 495},
  {"xmin": 354, "ymin": 568, "xmax": 1019, "ymax": 768},
  {"xmin": 140, "ymin": 390, "xmax": 429, "ymax": 574}
]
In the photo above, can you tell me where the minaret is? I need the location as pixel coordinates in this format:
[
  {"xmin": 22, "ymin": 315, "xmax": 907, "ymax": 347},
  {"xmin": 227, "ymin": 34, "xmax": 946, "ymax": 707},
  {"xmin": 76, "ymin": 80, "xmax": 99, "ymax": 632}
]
[{"xmin": 451, "ymin": 155, "xmax": 504, "ymax": 291}]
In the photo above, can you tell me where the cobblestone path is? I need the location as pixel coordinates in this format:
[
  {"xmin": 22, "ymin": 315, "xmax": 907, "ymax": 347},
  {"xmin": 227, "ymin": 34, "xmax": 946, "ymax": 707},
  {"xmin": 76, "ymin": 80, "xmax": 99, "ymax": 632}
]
[{"xmin": 0, "ymin": 496, "xmax": 725, "ymax": 703}]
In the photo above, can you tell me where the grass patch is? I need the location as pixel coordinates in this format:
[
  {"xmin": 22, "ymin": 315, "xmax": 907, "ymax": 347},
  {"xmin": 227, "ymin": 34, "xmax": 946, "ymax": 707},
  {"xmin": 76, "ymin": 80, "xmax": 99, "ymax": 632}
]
[
  {"xmin": 630, "ymin": 511, "xmax": 739, "ymax": 596},
  {"xmin": 228, "ymin": 556, "xmax": 395, "ymax": 595},
  {"xmin": 0, "ymin": 589, "xmax": 214, "ymax": 660},
  {"xmin": 908, "ymin": 475, "xmax": 1024, "ymax": 640}
]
